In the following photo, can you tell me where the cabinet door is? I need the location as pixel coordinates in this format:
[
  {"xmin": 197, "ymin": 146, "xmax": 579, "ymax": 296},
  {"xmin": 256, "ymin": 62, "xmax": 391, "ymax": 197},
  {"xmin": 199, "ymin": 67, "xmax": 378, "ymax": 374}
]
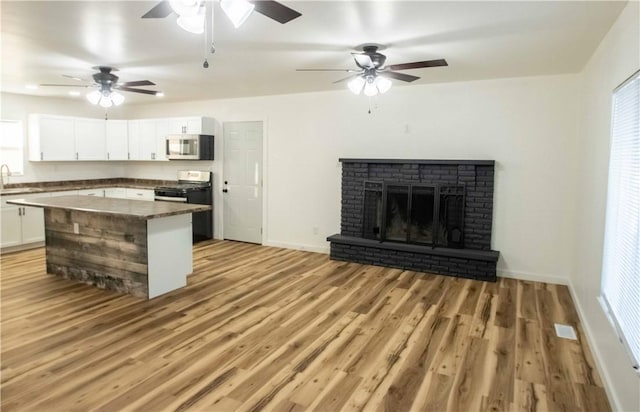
[
  {"xmin": 39, "ymin": 116, "xmax": 75, "ymax": 160},
  {"xmin": 127, "ymin": 120, "xmax": 142, "ymax": 160},
  {"xmin": 155, "ymin": 119, "xmax": 169, "ymax": 161},
  {"xmin": 20, "ymin": 206, "xmax": 45, "ymax": 244},
  {"xmin": 140, "ymin": 120, "xmax": 157, "ymax": 160},
  {"xmin": 78, "ymin": 188, "xmax": 105, "ymax": 197},
  {"xmin": 185, "ymin": 117, "xmax": 202, "ymax": 134},
  {"xmin": 106, "ymin": 120, "xmax": 129, "ymax": 160},
  {"xmin": 0, "ymin": 206, "xmax": 22, "ymax": 248},
  {"xmin": 104, "ymin": 188, "xmax": 128, "ymax": 199},
  {"xmin": 168, "ymin": 118, "xmax": 187, "ymax": 134},
  {"xmin": 126, "ymin": 188, "xmax": 155, "ymax": 201},
  {"xmin": 75, "ymin": 118, "xmax": 106, "ymax": 160}
]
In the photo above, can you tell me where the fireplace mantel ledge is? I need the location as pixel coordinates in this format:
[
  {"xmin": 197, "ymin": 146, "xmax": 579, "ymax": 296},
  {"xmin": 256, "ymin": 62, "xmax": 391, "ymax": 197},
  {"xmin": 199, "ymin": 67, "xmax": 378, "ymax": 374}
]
[
  {"xmin": 338, "ymin": 158, "xmax": 495, "ymax": 166},
  {"xmin": 326, "ymin": 234, "xmax": 499, "ymax": 262}
]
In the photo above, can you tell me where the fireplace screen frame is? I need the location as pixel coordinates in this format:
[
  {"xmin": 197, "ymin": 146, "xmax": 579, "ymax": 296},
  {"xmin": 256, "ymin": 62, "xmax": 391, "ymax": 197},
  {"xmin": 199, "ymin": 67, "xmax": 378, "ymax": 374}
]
[{"xmin": 361, "ymin": 180, "xmax": 466, "ymax": 248}]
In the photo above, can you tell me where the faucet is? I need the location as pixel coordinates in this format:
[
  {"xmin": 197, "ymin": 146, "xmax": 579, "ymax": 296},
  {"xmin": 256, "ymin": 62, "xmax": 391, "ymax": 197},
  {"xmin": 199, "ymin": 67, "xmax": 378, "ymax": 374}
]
[{"xmin": 0, "ymin": 164, "xmax": 10, "ymax": 190}]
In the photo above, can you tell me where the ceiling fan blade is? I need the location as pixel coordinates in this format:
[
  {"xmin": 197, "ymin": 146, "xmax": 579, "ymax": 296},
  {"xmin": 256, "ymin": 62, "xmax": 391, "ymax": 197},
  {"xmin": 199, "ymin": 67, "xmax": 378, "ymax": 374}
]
[
  {"xmin": 252, "ymin": 0, "xmax": 302, "ymax": 24},
  {"xmin": 141, "ymin": 1, "xmax": 173, "ymax": 18},
  {"xmin": 39, "ymin": 83, "xmax": 90, "ymax": 87},
  {"xmin": 62, "ymin": 74, "xmax": 86, "ymax": 81},
  {"xmin": 381, "ymin": 71, "xmax": 420, "ymax": 82},
  {"xmin": 333, "ymin": 74, "xmax": 361, "ymax": 84},
  {"xmin": 387, "ymin": 59, "xmax": 448, "ymax": 71},
  {"xmin": 352, "ymin": 53, "xmax": 375, "ymax": 69},
  {"xmin": 117, "ymin": 80, "xmax": 156, "ymax": 87},
  {"xmin": 117, "ymin": 87, "xmax": 162, "ymax": 95},
  {"xmin": 296, "ymin": 69, "xmax": 357, "ymax": 72}
]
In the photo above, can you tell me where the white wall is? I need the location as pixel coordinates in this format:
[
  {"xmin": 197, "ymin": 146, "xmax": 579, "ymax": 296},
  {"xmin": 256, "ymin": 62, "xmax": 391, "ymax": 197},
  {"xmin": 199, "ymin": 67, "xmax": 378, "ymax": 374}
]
[
  {"xmin": 571, "ymin": 2, "xmax": 640, "ymax": 411},
  {"xmin": 127, "ymin": 73, "xmax": 580, "ymax": 283},
  {"xmin": 1, "ymin": 92, "xmax": 128, "ymax": 183}
]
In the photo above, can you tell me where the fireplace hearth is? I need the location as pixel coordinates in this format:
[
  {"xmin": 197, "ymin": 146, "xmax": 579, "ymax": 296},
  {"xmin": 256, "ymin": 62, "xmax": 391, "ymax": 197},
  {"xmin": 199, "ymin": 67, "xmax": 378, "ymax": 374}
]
[{"xmin": 327, "ymin": 159, "xmax": 500, "ymax": 281}]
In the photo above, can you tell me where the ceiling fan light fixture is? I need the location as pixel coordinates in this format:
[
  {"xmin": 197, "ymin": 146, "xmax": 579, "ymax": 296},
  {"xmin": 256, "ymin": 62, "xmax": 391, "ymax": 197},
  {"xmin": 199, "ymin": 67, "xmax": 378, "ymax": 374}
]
[
  {"xmin": 110, "ymin": 91, "xmax": 125, "ymax": 106},
  {"xmin": 177, "ymin": 12, "xmax": 205, "ymax": 34},
  {"xmin": 86, "ymin": 90, "xmax": 101, "ymax": 105},
  {"xmin": 363, "ymin": 77, "xmax": 378, "ymax": 97},
  {"xmin": 99, "ymin": 96, "xmax": 113, "ymax": 108},
  {"xmin": 169, "ymin": 0, "xmax": 201, "ymax": 17},
  {"xmin": 347, "ymin": 76, "xmax": 365, "ymax": 95},
  {"xmin": 220, "ymin": 0, "xmax": 255, "ymax": 28},
  {"xmin": 376, "ymin": 76, "xmax": 392, "ymax": 94}
]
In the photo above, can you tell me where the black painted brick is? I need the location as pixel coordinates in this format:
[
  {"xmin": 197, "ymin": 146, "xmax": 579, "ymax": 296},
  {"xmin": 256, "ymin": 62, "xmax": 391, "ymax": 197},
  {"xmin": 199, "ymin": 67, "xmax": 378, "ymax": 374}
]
[
  {"xmin": 337, "ymin": 160, "xmax": 497, "ymax": 277},
  {"xmin": 330, "ymin": 243, "xmax": 496, "ymax": 281}
]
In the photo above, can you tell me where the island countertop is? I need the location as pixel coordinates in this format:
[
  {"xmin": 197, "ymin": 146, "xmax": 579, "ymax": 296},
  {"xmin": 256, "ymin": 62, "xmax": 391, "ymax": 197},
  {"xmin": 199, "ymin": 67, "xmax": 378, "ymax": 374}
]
[{"xmin": 7, "ymin": 195, "xmax": 211, "ymax": 220}]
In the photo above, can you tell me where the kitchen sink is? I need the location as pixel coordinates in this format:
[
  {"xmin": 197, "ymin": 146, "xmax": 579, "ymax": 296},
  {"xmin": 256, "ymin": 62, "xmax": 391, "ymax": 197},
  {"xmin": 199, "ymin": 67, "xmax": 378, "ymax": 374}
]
[{"xmin": 0, "ymin": 187, "xmax": 44, "ymax": 195}]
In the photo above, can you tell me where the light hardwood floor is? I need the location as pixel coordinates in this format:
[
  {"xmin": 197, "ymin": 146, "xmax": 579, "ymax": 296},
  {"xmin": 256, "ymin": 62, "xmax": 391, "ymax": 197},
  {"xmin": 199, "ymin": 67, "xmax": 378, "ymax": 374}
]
[{"xmin": 1, "ymin": 240, "xmax": 609, "ymax": 411}]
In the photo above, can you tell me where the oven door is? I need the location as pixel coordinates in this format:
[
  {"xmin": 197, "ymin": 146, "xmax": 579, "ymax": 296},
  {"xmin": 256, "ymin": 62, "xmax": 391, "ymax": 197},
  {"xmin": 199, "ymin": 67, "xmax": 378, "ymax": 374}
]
[{"xmin": 154, "ymin": 188, "xmax": 188, "ymax": 202}]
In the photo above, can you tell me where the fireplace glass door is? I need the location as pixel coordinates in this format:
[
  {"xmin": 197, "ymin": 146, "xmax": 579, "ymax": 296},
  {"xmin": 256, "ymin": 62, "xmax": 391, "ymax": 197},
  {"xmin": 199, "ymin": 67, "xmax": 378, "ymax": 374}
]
[
  {"xmin": 362, "ymin": 181, "xmax": 383, "ymax": 240},
  {"xmin": 409, "ymin": 185, "xmax": 436, "ymax": 244},
  {"xmin": 361, "ymin": 181, "xmax": 465, "ymax": 248},
  {"xmin": 384, "ymin": 184, "xmax": 410, "ymax": 242}
]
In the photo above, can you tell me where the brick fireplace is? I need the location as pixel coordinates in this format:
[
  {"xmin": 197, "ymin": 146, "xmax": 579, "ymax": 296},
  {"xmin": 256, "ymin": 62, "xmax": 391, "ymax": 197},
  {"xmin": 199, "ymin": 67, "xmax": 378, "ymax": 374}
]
[{"xmin": 327, "ymin": 159, "xmax": 500, "ymax": 281}]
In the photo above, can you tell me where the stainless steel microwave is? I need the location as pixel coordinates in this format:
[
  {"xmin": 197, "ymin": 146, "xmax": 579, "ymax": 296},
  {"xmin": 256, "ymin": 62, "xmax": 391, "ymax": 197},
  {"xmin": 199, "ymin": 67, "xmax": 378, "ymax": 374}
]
[{"xmin": 166, "ymin": 135, "xmax": 214, "ymax": 160}]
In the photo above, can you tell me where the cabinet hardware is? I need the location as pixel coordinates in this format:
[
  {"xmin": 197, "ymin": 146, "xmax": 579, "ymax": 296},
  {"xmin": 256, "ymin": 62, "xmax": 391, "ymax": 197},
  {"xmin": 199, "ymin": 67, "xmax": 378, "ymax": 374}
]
[
  {"xmin": 151, "ymin": 153, "xmax": 155, "ymax": 160},
  {"xmin": 40, "ymin": 152, "xmax": 44, "ymax": 160},
  {"xmin": 18, "ymin": 208, "xmax": 22, "ymax": 216},
  {"xmin": 22, "ymin": 207, "xmax": 26, "ymax": 215},
  {"xmin": 76, "ymin": 152, "xmax": 79, "ymax": 160},
  {"xmin": 128, "ymin": 153, "xmax": 131, "ymax": 160},
  {"xmin": 107, "ymin": 152, "xmax": 110, "ymax": 160}
]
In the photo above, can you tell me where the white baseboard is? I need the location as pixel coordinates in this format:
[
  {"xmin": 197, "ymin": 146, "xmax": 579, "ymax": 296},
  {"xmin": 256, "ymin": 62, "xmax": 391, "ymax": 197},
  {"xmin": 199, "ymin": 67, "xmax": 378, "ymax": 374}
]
[
  {"xmin": 497, "ymin": 268, "xmax": 569, "ymax": 285},
  {"xmin": 567, "ymin": 283, "xmax": 622, "ymax": 412},
  {"xmin": 263, "ymin": 240, "xmax": 330, "ymax": 254}
]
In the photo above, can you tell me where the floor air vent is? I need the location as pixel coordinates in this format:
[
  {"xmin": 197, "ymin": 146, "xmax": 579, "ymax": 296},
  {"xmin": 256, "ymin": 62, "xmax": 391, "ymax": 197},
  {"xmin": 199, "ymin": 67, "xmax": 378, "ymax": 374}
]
[{"xmin": 554, "ymin": 323, "xmax": 578, "ymax": 340}]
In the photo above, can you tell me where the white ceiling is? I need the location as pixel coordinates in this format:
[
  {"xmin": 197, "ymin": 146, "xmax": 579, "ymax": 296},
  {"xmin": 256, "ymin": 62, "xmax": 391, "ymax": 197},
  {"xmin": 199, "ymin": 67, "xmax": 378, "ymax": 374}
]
[{"xmin": 1, "ymin": 1, "xmax": 627, "ymax": 104}]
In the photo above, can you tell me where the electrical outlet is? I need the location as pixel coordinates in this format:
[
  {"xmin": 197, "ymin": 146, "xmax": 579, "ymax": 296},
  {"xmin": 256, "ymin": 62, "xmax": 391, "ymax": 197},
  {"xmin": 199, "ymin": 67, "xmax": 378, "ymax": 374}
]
[{"xmin": 73, "ymin": 222, "xmax": 79, "ymax": 234}]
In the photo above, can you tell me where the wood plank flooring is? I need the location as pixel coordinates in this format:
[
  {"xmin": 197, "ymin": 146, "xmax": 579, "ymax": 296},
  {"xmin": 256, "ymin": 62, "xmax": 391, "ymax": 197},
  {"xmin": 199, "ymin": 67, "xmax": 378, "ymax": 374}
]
[{"xmin": 1, "ymin": 240, "xmax": 609, "ymax": 411}]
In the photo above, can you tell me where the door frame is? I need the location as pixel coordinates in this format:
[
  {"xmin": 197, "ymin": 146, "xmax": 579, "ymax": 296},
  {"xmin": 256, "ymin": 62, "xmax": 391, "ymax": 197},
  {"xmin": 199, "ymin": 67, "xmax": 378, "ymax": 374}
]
[{"xmin": 220, "ymin": 118, "xmax": 268, "ymax": 244}]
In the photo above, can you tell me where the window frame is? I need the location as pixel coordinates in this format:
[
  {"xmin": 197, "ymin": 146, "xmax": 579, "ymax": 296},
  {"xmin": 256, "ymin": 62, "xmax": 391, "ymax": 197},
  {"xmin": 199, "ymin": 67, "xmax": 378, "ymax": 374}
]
[
  {"xmin": 599, "ymin": 69, "xmax": 640, "ymax": 374},
  {"xmin": 0, "ymin": 119, "xmax": 25, "ymax": 177}
]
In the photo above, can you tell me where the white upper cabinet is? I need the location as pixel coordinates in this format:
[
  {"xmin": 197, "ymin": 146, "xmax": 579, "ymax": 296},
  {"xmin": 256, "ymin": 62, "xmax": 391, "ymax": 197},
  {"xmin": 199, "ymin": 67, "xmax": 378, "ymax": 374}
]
[
  {"xmin": 75, "ymin": 118, "xmax": 106, "ymax": 160},
  {"xmin": 168, "ymin": 117, "xmax": 215, "ymax": 135},
  {"xmin": 106, "ymin": 120, "xmax": 129, "ymax": 160},
  {"xmin": 29, "ymin": 115, "xmax": 214, "ymax": 162},
  {"xmin": 128, "ymin": 119, "xmax": 170, "ymax": 161},
  {"xmin": 155, "ymin": 118, "xmax": 169, "ymax": 161},
  {"xmin": 29, "ymin": 114, "xmax": 75, "ymax": 161}
]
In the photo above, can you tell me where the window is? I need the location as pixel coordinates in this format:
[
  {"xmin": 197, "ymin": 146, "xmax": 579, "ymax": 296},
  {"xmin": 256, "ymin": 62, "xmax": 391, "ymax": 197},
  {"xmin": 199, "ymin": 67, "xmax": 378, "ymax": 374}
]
[
  {"xmin": 0, "ymin": 120, "xmax": 24, "ymax": 175},
  {"xmin": 601, "ymin": 70, "xmax": 640, "ymax": 371}
]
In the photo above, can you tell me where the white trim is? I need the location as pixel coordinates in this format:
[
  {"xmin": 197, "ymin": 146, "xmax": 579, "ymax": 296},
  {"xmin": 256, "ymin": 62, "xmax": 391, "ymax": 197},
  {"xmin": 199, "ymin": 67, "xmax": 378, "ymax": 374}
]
[
  {"xmin": 568, "ymin": 284, "xmax": 624, "ymax": 412},
  {"xmin": 496, "ymin": 268, "xmax": 569, "ymax": 285},
  {"xmin": 264, "ymin": 240, "xmax": 329, "ymax": 254}
]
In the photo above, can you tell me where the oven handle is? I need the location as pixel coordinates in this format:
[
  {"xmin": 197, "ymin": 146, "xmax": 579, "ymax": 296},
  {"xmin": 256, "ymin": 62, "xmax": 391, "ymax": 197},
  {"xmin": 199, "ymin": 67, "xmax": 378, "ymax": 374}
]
[{"xmin": 154, "ymin": 195, "xmax": 188, "ymax": 203}]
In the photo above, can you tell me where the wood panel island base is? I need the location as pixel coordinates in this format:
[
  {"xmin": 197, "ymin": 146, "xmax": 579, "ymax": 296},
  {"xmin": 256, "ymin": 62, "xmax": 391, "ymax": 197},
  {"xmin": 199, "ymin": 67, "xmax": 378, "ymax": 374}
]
[{"xmin": 8, "ymin": 196, "xmax": 211, "ymax": 299}]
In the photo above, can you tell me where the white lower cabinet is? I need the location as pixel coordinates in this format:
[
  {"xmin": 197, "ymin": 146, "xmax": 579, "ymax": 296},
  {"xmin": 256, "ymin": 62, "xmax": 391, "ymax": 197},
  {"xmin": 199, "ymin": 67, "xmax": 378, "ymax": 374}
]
[
  {"xmin": 126, "ymin": 188, "xmax": 155, "ymax": 201},
  {"xmin": 78, "ymin": 188, "xmax": 105, "ymax": 197},
  {"xmin": 1, "ymin": 193, "xmax": 50, "ymax": 249},
  {"xmin": 104, "ymin": 188, "xmax": 128, "ymax": 199}
]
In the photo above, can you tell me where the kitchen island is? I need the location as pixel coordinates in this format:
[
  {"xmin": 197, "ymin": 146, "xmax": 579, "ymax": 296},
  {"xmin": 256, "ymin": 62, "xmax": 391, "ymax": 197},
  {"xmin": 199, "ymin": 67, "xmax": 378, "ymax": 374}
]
[{"xmin": 7, "ymin": 196, "xmax": 211, "ymax": 299}]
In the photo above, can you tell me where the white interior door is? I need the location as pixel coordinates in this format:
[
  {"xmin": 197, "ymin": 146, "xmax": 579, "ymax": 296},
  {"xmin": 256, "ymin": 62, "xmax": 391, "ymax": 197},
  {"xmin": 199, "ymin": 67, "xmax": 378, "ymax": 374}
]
[{"xmin": 223, "ymin": 121, "xmax": 263, "ymax": 244}]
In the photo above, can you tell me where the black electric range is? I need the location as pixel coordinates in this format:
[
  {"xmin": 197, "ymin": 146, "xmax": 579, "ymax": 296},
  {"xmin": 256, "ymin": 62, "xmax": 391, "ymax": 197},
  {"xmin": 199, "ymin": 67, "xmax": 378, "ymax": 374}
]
[{"xmin": 154, "ymin": 171, "xmax": 213, "ymax": 242}]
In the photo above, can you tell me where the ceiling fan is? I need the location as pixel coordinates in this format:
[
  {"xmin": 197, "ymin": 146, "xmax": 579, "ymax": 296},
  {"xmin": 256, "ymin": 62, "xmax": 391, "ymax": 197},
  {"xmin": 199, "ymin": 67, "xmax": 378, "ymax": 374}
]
[
  {"xmin": 297, "ymin": 45, "xmax": 448, "ymax": 96},
  {"xmin": 39, "ymin": 66, "xmax": 162, "ymax": 107},
  {"xmin": 142, "ymin": 0, "xmax": 302, "ymax": 30}
]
